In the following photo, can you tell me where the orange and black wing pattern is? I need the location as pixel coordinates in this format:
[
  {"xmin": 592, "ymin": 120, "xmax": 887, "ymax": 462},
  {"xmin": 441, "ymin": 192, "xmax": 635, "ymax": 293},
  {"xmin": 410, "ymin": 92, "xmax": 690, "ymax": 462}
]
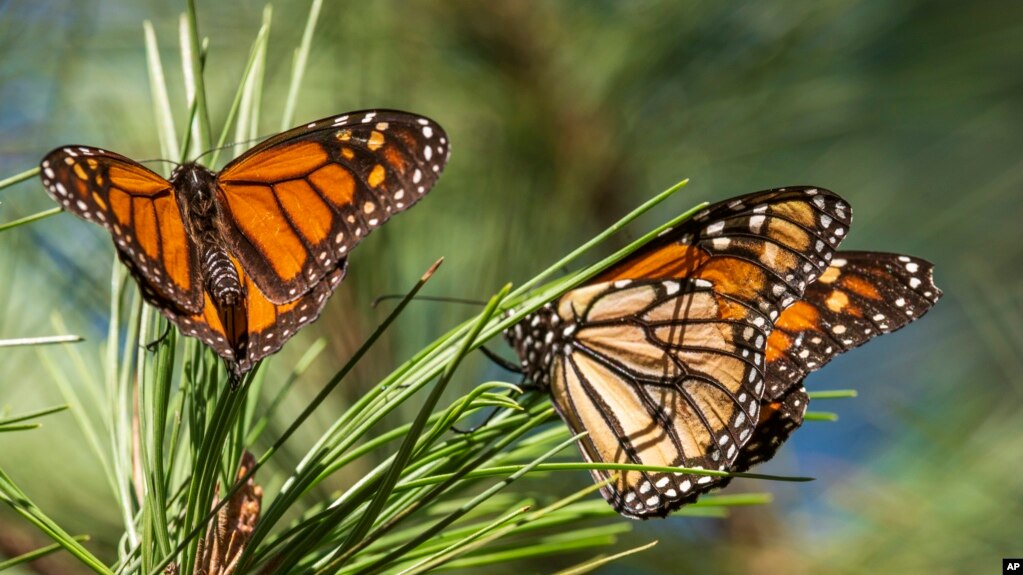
[
  {"xmin": 732, "ymin": 251, "xmax": 941, "ymax": 474},
  {"xmin": 40, "ymin": 110, "xmax": 448, "ymax": 379},
  {"xmin": 40, "ymin": 147, "xmax": 204, "ymax": 314},
  {"xmin": 163, "ymin": 259, "xmax": 347, "ymax": 376},
  {"xmin": 215, "ymin": 110, "xmax": 448, "ymax": 304},
  {"xmin": 764, "ymin": 251, "xmax": 942, "ymax": 398},
  {"xmin": 507, "ymin": 187, "xmax": 852, "ymax": 518}
]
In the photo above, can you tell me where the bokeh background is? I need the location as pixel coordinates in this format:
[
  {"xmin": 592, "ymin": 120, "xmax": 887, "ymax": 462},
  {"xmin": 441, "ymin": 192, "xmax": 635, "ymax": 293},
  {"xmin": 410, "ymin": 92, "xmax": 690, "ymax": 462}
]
[{"xmin": 2, "ymin": 0, "xmax": 1021, "ymax": 573}]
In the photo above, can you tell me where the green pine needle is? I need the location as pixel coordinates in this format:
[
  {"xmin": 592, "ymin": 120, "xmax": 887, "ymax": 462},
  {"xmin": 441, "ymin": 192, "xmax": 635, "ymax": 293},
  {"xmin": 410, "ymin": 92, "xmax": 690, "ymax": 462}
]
[
  {"xmin": 805, "ymin": 411, "xmax": 840, "ymax": 422},
  {"xmin": 807, "ymin": 389, "xmax": 859, "ymax": 400}
]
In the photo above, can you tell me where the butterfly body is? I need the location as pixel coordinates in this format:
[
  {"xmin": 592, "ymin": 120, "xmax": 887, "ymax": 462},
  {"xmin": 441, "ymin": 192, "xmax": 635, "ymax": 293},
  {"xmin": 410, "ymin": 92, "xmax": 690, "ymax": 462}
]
[
  {"xmin": 41, "ymin": 110, "xmax": 448, "ymax": 378},
  {"xmin": 164, "ymin": 163, "xmax": 242, "ymax": 308}
]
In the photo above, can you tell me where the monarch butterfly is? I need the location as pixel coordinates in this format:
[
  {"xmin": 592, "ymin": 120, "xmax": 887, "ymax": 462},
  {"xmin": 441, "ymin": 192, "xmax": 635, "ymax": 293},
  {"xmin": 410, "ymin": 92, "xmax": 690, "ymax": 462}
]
[
  {"xmin": 40, "ymin": 110, "xmax": 448, "ymax": 379},
  {"xmin": 504, "ymin": 187, "xmax": 941, "ymax": 518}
]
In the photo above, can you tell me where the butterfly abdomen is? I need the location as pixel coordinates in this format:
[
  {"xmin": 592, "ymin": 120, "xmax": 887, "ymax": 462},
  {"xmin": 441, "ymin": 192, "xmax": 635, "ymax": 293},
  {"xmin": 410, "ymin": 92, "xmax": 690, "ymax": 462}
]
[
  {"xmin": 170, "ymin": 164, "xmax": 245, "ymax": 307},
  {"xmin": 202, "ymin": 245, "xmax": 243, "ymax": 306}
]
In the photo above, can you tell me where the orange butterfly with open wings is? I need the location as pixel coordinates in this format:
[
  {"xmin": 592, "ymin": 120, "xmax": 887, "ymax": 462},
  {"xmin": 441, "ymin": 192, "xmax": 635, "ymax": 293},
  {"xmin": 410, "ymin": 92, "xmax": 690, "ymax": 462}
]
[{"xmin": 40, "ymin": 110, "xmax": 448, "ymax": 379}]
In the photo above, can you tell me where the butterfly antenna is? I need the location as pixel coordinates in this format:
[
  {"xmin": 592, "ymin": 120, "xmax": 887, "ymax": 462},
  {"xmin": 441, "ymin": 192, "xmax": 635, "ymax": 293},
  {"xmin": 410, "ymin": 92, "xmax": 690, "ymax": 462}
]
[
  {"xmin": 371, "ymin": 294, "xmax": 525, "ymax": 372},
  {"xmin": 139, "ymin": 158, "xmax": 182, "ymax": 169},
  {"xmin": 370, "ymin": 294, "xmax": 489, "ymax": 308},
  {"xmin": 192, "ymin": 142, "xmax": 244, "ymax": 166},
  {"xmin": 192, "ymin": 130, "xmax": 278, "ymax": 166}
]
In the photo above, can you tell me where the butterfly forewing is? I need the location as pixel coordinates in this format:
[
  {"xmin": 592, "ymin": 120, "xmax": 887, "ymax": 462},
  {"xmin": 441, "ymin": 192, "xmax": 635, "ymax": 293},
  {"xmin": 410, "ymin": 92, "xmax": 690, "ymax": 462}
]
[
  {"xmin": 215, "ymin": 110, "xmax": 449, "ymax": 304},
  {"xmin": 596, "ymin": 187, "xmax": 852, "ymax": 321},
  {"xmin": 765, "ymin": 251, "xmax": 942, "ymax": 398},
  {"xmin": 723, "ymin": 251, "xmax": 941, "ymax": 486},
  {"xmin": 40, "ymin": 147, "xmax": 204, "ymax": 314}
]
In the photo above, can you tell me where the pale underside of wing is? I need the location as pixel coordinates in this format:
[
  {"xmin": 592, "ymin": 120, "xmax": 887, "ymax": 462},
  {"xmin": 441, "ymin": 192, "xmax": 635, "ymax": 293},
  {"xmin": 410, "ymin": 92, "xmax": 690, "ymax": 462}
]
[{"xmin": 548, "ymin": 279, "xmax": 766, "ymax": 519}]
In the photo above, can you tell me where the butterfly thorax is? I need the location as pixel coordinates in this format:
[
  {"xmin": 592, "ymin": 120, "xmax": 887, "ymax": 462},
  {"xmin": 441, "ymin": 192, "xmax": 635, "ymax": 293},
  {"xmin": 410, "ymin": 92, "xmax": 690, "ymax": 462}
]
[
  {"xmin": 504, "ymin": 303, "xmax": 572, "ymax": 388},
  {"xmin": 171, "ymin": 163, "xmax": 243, "ymax": 307},
  {"xmin": 171, "ymin": 163, "xmax": 219, "ymax": 237}
]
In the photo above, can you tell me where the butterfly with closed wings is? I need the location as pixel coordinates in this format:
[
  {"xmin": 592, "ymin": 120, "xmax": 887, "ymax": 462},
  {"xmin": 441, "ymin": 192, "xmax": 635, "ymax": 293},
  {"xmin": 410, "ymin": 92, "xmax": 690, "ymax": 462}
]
[
  {"xmin": 40, "ymin": 110, "xmax": 448, "ymax": 380},
  {"xmin": 504, "ymin": 187, "xmax": 941, "ymax": 518}
]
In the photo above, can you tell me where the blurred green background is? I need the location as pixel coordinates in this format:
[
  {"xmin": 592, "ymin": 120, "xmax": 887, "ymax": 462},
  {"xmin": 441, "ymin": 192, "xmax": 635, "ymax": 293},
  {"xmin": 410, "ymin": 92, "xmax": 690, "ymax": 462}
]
[{"xmin": 1, "ymin": 0, "xmax": 1021, "ymax": 573}]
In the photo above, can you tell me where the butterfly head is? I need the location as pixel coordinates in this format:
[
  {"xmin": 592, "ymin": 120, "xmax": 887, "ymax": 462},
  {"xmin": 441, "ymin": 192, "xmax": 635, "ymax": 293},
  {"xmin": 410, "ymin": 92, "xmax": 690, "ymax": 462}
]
[{"xmin": 171, "ymin": 162, "xmax": 218, "ymax": 204}]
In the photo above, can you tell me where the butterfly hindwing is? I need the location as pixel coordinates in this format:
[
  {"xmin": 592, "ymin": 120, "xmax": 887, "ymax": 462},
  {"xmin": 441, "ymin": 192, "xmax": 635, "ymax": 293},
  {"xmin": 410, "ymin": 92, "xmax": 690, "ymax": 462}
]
[
  {"xmin": 544, "ymin": 278, "xmax": 766, "ymax": 518},
  {"xmin": 163, "ymin": 260, "xmax": 348, "ymax": 376},
  {"xmin": 723, "ymin": 382, "xmax": 809, "ymax": 487},
  {"xmin": 215, "ymin": 110, "xmax": 448, "ymax": 304},
  {"xmin": 40, "ymin": 147, "xmax": 204, "ymax": 315}
]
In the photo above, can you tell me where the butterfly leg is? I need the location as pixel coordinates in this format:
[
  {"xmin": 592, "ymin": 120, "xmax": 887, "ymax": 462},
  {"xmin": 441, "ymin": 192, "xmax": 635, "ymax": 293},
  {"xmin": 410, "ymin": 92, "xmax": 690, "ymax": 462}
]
[
  {"xmin": 226, "ymin": 367, "xmax": 246, "ymax": 390},
  {"xmin": 480, "ymin": 345, "xmax": 523, "ymax": 373},
  {"xmin": 144, "ymin": 320, "xmax": 173, "ymax": 352}
]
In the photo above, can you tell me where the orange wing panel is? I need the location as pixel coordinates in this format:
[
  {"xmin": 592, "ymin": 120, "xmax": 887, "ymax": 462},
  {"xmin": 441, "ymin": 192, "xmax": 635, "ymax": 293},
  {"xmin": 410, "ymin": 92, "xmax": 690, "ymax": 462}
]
[
  {"xmin": 218, "ymin": 183, "xmax": 308, "ymax": 283},
  {"xmin": 308, "ymin": 164, "xmax": 357, "ymax": 207},
  {"xmin": 275, "ymin": 179, "xmax": 333, "ymax": 245},
  {"xmin": 220, "ymin": 141, "xmax": 328, "ymax": 182}
]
